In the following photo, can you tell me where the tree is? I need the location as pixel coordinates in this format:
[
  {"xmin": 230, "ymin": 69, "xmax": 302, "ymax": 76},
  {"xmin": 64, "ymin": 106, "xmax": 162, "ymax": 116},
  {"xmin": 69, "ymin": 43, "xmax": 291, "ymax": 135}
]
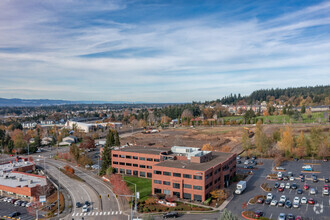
[
  {"xmin": 218, "ymin": 208, "xmax": 238, "ymax": 220},
  {"xmin": 202, "ymin": 143, "xmax": 213, "ymax": 151},
  {"xmin": 11, "ymin": 129, "xmax": 27, "ymax": 153},
  {"xmin": 69, "ymin": 144, "xmax": 80, "ymax": 162},
  {"xmin": 241, "ymin": 129, "xmax": 252, "ymax": 155},
  {"xmin": 254, "ymin": 121, "xmax": 270, "ymax": 153},
  {"xmin": 210, "ymin": 189, "xmax": 228, "ymax": 201},
  {"xmin": 80, "ymin": 136, "xmax": 96, "ymax": 149},
  {"xmin": 100, "ymin": 145, "xmax": 112, "ymax": 175},
  {"xmin": 109, "ymin": 174, "xmax": 131, "ymax": 196},
  {"xmin": 138, "ymin": 119, "xmax": 147, "ymax": 128},
  {"xmin": 161, "ymin": 116, "xmax": 172, "ymax": 124},
  {"xmin": 318, "ymin": 137, "xmax": 329, "ymax": 159},
  {"xmin": 278, "ymin": 126, "xmax": 294, "ymax": 154},
  {"xmin": 301, "ymin": 105, "xmax": 306, "ymax": 113},
  {"xmin": 105, "ymin": 129, "xmax": 114, "ymax": 147},
  {"xmin": 113, "ymin": 130, "xmax": 120, "ymax": 146},
  {"xmin": 310, "ymin": 126, "xmax": 325, "ymax": 157}
]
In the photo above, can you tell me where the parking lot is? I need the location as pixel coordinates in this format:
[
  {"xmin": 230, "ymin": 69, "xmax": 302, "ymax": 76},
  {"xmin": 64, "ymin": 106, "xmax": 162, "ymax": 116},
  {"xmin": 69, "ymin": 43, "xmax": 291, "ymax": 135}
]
[
  {"xmin": 228, "ymin": 158, "xmax": 330, "ymax": 220},
  {"xmin": 0, "ymin": 200, "xmax": 35, "ymax": 220}
]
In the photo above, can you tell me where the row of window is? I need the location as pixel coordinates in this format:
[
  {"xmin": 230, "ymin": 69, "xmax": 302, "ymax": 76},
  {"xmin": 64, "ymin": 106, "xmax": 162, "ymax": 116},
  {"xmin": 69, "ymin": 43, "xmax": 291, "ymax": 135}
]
[
  {"xmin": 114, "ymin": 168, "xmax": 153, "ymax": 178},
  {"xmin": 113, "ymin": 161, "xmax": 153, "ymax": 169},
  {"xmin": 153, "ymin": 171, "xmax": 203, "ymax": 180},
  {"xmin": 153, "ymin": 188, "xmax": 202, "ymax": 202},
  {"xmin": 113, "ymin": 154, "xmax": 160, "ymax": 162},
  {"xmin": 153, "ymin": 180, "xmax": 202, "ymax": 190}
]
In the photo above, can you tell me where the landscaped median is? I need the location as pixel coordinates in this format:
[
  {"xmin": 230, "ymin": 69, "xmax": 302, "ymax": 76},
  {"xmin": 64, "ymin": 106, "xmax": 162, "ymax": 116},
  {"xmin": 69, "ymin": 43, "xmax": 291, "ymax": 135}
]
[
  {"xmin": 260, "ymin": 183, "xmax": 272, "ymax": 192},
  {"xmin": 248, "ymin": 195, "xmax": 266, "ymax": 205},
  {"xmin": 241, "ymin": 210, "xmax": 271, "ymax": 220},
  {"xmin": 59, "ymin": 165, "xmax": 84, "ymax": 182}
]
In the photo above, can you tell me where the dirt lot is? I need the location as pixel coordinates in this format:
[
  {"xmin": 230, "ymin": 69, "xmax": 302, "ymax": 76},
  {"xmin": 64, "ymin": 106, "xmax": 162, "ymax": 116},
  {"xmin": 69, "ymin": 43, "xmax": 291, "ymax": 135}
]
[{"xmin": 121, "ymin": 124, "xmax": 329, "ymax": 154}]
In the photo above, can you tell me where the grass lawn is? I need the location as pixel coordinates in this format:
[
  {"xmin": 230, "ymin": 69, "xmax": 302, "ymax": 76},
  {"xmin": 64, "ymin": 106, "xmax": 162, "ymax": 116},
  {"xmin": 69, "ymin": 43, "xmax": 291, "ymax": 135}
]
[{"xmin": 123, "ymin": 176, "xmax": 152, "ymax": 201}]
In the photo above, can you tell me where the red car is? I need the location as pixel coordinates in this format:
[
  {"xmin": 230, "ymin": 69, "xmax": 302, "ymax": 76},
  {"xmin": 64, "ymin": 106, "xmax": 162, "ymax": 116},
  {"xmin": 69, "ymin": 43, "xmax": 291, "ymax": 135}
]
[
  {"xmin": 278, "ymin": 187, "xmax": 284, "ymax": 192},
  {"xmin": 308, "ymin": 198, "xmax": 315, "ymax": 204},
  {"xmin": 295, "ymin": 216, "xmax": 303, "ymax": 220},
  {"xmin": 323, "ymin": 185, "xmax": 329, "ymax": 190},
  {"xmin": 303, "ymin": 184, "xmax": 309, "ymax": 190},
  {"xmin": 254, "ymin": 210, "xmax": 263, "ymax": 218}
]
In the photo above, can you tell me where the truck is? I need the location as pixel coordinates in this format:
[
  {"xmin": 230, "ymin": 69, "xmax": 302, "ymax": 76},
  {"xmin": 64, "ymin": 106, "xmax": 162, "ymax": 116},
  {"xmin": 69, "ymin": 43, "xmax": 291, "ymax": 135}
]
[
  {"xmin": 302, "ymin": 165, "xmax": 313, "ymax": 171},
  {"xmin": 235, "ymin": 181, "xmax": 247, "ymax": 194}
]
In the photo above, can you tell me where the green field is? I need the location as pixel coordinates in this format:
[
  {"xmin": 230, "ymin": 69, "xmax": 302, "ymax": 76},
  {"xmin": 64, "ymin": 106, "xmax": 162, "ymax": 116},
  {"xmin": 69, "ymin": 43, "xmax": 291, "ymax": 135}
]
[{"xmin": 123, "ymin": 176, "xmax": 152, "ymax": 201}]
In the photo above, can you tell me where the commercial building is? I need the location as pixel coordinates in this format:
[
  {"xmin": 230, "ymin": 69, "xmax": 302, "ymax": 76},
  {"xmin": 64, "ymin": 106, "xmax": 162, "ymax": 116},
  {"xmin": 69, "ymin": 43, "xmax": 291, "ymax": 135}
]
[
  {"xmin": 0, "ymin": 171, "xmax": 47, "ymax": 201},
  {"xmin": 0, "ymin": 158, "xmax": 35, "ymax": 173},
  {"xmin": 111, "ymin": 146, "xmax": 236, "ymax": 202}
]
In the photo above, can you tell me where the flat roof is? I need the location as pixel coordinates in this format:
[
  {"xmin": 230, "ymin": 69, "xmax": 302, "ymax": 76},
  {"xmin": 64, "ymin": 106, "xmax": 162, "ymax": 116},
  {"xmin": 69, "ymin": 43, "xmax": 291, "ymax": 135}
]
[
  {"xmin": 154, "ymin": 152, "xmax": 235, "ymax": 171},
  {"xmin": 0, "ymin": 172, "xmax": 47, "ymax": 188},
  {"xmin": 0, "ymin": 160, "xmax": 34, "ymax": 173},
  {"xmin": 113, "ymin": 146, "xmax": 171, "ymax": 155}
]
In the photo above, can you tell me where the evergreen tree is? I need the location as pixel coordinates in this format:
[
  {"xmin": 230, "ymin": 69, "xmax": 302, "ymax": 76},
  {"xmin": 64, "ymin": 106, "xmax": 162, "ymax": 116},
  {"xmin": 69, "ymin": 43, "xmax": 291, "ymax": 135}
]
[
  {"xmin": 105, "ymin": 130, "xmax": 114, "ymax": 147},
  {"xmin": 301, "ymin": 105, "xmax": 306, "ymax": 113},
  {"xmin": 35, "ymin": 128, "xmax": 41, "ymax": 148},
  {"xmin": 101, "ymin": 145, "xmax": 112, "ymax": 175},
  {"xmin": 114, "ymin": 130, "xmax": 120, "ymax": 146}
]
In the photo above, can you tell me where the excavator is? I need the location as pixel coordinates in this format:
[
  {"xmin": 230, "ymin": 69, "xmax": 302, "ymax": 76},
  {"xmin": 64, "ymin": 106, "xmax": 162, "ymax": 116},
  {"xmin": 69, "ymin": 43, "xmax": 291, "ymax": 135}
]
[{"xmin": 244, "ymin": 127, "xmax": 254, "ymax": 138}]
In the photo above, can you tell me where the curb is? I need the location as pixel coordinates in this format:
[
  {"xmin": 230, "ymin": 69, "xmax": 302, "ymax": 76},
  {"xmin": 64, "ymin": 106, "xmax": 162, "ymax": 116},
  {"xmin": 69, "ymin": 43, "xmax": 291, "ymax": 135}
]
[{"xmin": 241, "ymin": 211, "xmax": 257, "ymax": 220}]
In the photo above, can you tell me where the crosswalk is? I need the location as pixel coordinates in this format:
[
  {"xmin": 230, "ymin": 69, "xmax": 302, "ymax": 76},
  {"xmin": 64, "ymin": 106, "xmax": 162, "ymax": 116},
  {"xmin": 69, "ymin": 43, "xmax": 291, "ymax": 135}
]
[{"xmin": 72, "ymin": 211, "xmax": 122, "ymax": 217}]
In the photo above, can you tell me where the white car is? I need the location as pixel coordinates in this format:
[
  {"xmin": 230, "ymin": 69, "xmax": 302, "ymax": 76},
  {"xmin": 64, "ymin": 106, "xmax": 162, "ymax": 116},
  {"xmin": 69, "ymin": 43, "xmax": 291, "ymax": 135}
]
[
  {"xmin": 267, "ymin": 193, "xmax": 273, "ymax": 200},
  {"xmin": 82, "ymin": 205, "xmax": 89, "ymax": 213},
  {"xmin": 276, "ymin": 167, "xmax": 286, "ymax": 170},
  {"xmin": 301, "ymin": 197, "xmax": 307, "ymax": 204},
  {"xmin": 280, "ymin": 183, "xmax": 285, "ymax": 188},
  {"xmin": 278, "ymin": 213, "xmax": 286, "ymax": 220},
  {"xmin": 26, "ymin": 202, "xmax": 31, "ymax": 207},
  {"xmin": 280, "ymin": 195, "xmax": 286, "ymax": 202},
  {"xmin": 302, "ymin": 165, "xmax": 312, "ymax": 169},
  {"xmin": 310, "ymin": 188, "xmax": 316, "ymax": 195},
  {"xmin": 271, "ymin": 200, "xmax": 278, "ymax": 206},
  {"xmin": 290, "ymin": 176, "xmax": 295, "ymax": 181},
  {"xmin": 244, "ymin": 160, "xmax": 249, "ymax": 165},
  {"xmin": 285, "ymin": 183, "xmax": 290, "ymax": 189},
  {"xmin": 293, "ymin": 197, "xmax": 300, "ymax": 203},
  {"xmin": 293, "ymin": 197, "xmax": 300, "ymax": 208}
]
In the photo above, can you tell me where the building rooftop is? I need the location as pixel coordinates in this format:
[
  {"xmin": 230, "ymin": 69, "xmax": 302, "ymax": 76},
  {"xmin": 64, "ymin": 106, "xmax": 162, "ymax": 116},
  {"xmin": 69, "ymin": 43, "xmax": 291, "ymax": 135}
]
[
  {"xmin": 113, "ymin": 146, "xmax": 171, "ymax": 155},
  {"xmin": 0, "ymin": 160, "xmax": 34, "ymax": 173},
  {"xmin": 154, "ymin": 152, "xmax": 235, "ymax": 171},
  {"xmin": 0, "ymin": 172, "xmax": 47, "ymax": 188}
]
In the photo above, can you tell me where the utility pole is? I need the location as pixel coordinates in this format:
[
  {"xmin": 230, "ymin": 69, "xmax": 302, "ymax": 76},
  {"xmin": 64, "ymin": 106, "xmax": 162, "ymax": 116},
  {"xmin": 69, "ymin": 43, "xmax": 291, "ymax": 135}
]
[{"xmin": 125, "ymin": 180, "xmax": 137, "ymax": 212}]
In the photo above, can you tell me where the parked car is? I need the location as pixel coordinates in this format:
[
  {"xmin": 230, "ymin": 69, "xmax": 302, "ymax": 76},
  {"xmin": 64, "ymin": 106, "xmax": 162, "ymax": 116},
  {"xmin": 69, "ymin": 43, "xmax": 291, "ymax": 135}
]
[
  {"xmin": 257, "ymin": 198, "xmax": 264, "ymax": 204},
  {"xmin": 285, "ymin": 183, "xmax": 291, "ymax": 189},
  {"xmin": 278, "ymin": 201, "xmax": 285, "ymax": 207},
  {"xmin": 163, "ymin": 211, "xmax": 179, "ymax": 219},
  {"xmin": 244, "ymin": 160, "xmax": 249, "ymax": 165},
  {"xmin": 288, "ymin": 172, "xmax": 293, "ymax": 176},
  {"xmin": 310, "ymin": 188, "xmax": 316, "ymax": 195},
  {"xmin": 266, "ymin": 193, "xmax": 273, "ymax": 200},
  {"xmin": 325, "ymin": 178, "xmax": 329, "ymax": 183},
  {"xmin": 280, "ymin": 183, "xmax": 285, "ymax": 188},
  {"xmin": 283, "ymin": 176, "xmax": 289, "ymax": 181},
  {"xmin": 303, "ymin": 184, "xmax": 309, "ymax": 190},
  {"xmin": 254, "ymin": 210, "xmax": 263, "ymax": 218},
  {"xmin": 301, "ymin": 177, "xmax": 305, "ymax": 182},
  {"xmin": 291, "ymin": 183, "xmax": 297, "ymax": 189},
  {"xmin": 278, "ymin": 187, "xmax": 284, "ymax": 192},
  {"xmin": 8, "ymin": 212, "xmax": 20, "ymax": 218},
  {"xmin": 236, "ymin": 155, "xmax": 241, "ymax": 160},
  {"xmin": 280, "ymin": 195, "xmax": 286, "ymax": 202},
  {"xmin": 297, "ymin": 189, "xmax": 303, "ymax": 194},
  {"xmin": 265, "ymin": 199, "xmax": 272, "ymax": 205},
  {"xmin": 278, "ymin": 213, "xmax": 286, "ymax": 220},
  {"xmin": 301, "ymin": 197, "xmax": 307, "ymax": 204},
  {"xmin": 287, "ymin": 213, "xmax": 294, "ymax": 220},
  {"xmin": 308, "ymin": 198, "xmax": 315, "ymax": 204},
  {"xmin": 271, "ymin": 200, "xmax": 278, "ymax": 206},
  {"xmin": 285, "ymin": 200, "xmax": 292, "ymax": 208},
  {"xmin": 274, "ymin": 182, "xmax": 280, "ymax": 188},
  {"xmin": 290, "ymin": 176, "xmax": 295, "ymax": 181},
  {"xmin": 26, "ymin": 202, "xmax": 31, "ymax": 207},
  {"xmin": 237, "ymin": 160, "xmax": 241, "ymax": 164},
  {"xmin": 21, "ymin": 201, "xmax": 27, "ymax": 207},
  {"xmin": 295, "ymin": 216, "xmax": 303, "ymax": 220}
]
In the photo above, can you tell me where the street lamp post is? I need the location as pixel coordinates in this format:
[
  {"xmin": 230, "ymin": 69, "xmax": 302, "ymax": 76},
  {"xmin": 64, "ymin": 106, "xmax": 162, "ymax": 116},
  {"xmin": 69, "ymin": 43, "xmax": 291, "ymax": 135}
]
[{"xmin": 125, "ymin": 180, "xmax": 137, "ymax": 212}]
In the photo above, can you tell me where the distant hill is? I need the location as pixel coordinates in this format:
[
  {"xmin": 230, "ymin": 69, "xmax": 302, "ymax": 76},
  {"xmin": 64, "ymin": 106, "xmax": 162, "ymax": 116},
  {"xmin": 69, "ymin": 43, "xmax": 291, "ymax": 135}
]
[{"xmin": 0, "ymin": 98, "xmax": 132, "ymax": 107}]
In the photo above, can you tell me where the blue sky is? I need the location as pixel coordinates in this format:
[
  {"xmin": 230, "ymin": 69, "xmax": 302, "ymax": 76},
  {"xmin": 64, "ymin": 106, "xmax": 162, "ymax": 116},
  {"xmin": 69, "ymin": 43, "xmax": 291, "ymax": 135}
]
[{"xmin": 0, "ymin": 0, "xmax": 329, "ymax": 102}]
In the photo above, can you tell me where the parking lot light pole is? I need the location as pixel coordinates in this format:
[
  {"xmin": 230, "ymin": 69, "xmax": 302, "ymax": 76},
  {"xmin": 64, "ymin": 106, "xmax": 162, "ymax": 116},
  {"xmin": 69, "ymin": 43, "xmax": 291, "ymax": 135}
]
[{"xmin": 125, "ymin": 180, "xmax": 137, "ymax": 212}]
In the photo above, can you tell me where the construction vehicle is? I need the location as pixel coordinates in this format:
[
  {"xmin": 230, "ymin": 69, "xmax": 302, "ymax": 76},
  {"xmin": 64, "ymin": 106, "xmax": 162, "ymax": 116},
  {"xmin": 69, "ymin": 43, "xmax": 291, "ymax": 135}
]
[{"xmin": 244, "ymin": 127, "xmax": 254, "ymax": 138}]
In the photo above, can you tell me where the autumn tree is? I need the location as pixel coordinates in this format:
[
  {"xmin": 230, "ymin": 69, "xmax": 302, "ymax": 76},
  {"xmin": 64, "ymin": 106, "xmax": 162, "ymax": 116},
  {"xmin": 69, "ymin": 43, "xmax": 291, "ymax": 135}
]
[
  {"xmin": 310, "ymin": 126, "xmax": 325, "ymax": 157},
  {"xmin": 110, "ymin": 174, "xmax": 131, "ymax": 196},
  {"xmin": 11, "ymin": 129, "xmax": 27, "ymax": 153},
  {"xmin": 69, "ymin": 144, "xmax": 80, "ymax": 162},
  {"xmin": 210, "ymin": 189, "xmax": 228, "ymax": 201},
  {"xmin": 318, "ymin": 137, "xmax": 329, "ymax": 159},
  {"xmin": 161, "ymin": 116, "xmax": 172, "ymax": 124},
  {"xmin": 202, "ymin": 143, "xmax": 214, "ymax": 151},
  {"xmin": 254, "ymin": 121, "xmax": 270, "ymax": 154},
  {"xmin": 138, "ymin": 119, "xmax": 147, "ymax": 128},
  {"xmin": 278, "ymin": 126, "xmax": 295, "ymax": 155},
  {"xmin": 241, "ymin": 129, "xmax": 252, "ymax": 155}
]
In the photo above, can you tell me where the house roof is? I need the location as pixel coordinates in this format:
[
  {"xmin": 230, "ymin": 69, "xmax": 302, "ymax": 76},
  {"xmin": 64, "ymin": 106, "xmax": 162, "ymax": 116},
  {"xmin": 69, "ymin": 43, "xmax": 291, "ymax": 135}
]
[{"xmin": 113, "ymin": 146, "xmax": 171, "ymax": 155}]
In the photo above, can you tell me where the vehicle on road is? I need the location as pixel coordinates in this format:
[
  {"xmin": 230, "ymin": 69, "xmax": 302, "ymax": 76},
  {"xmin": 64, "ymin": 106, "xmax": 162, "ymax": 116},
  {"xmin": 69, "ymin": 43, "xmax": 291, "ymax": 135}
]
[
  {"xmin": 82, "ymin": 205, "xmax": 88, "ymax": 213},
  {"xmin": 278, "ymin": 213, "xmax": 285, "ymax": 220},
  {"xmin": 76, "ymin": 202, "xmax": 82, "ymax": 208},
  {"xmin": 163, "ymin": 211, "xmax": 179, "ymax": 218},
  {"xmin": 85, "ymin": 201, "xmax": 91, "ymax": 206},
  {"xmin": 235, "ymin": 181, "xmax": 246, "ymax": 194}
]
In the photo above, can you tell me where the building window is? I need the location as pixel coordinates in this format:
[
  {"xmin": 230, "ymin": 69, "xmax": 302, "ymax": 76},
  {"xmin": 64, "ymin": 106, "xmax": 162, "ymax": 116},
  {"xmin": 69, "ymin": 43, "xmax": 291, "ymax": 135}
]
[
  {"xmin": 147, "ymin": 173, "xmax": 152, "ymax": 178},
  {"xmin": 183, "ymin": 174, "xmax": 192, "ymax": 179},
  {"xmin": 126, "ymin": 155, "xmax": 131, "ymax": 159},
  {"xmin": 173, "ymin": 173, "xmax": 181, "ymax": 177},
  {"xmin": 126, "ymin": 170, "xmax": 132, "ymax": 175},
  {"xmin": 113, "ymin": 154, "xmax": 118, "ymax": 157},
  {"xmin": 154, "ymin": 188, "xmax": 161, "ymax": 194},
  {"xmin": 193, "ymin": 185, "xmax": 202, "ymax": 190},
  {"xmin": 133, "ymin": 164, "xmax": 138, "ymax": 167},
  {"xmin": 120, "ymin": 169, "xmax": 125, "ymax": 174},
  {"xmin": 193, "ymin": 175, "xmax": 202, "ymax": 180},
  {"xmin": 154, "ymin": 180, "xmax": 162, "ymax": 184},
  {"xmin": 120, "ymin": 155, "xmax": 125, "ymax": 158},
  {"xmin": 114, "ymin": 168, "xmax": 118, "ymax": 173},
  {"xmin": 164, "ymin": 189, "xmax": 171, "ymax": 195},
  {"xmin": 173, "ymin": 192, "xmax": 180, "ymax": 198},
  {"xmin": 163, "ymin": 181, "xmax": 170, "ymax": 186},
  {"xmin": 126, "ymin": 163, "xmax": 132, "ymax": 166},
  {"xmin": 194, "ymin": 194, "xmax": 202, "ymax": 202},
  {"xmin": 183, "ymin": 193, "xmax": 191, "ymax": 200},
  {"xmin": 139, "ymin": 157, "xmax": 145, "ymax": 161},
  {"xmin": 147, "ymin": 166, "xmax": 152, "ymax": 169},
  {"xmin": 140, "ymin": 172, "xmax": 145, "ymax": 177},
  {"xmin": 173, "ymin": 183, "xmax": 180, "ymax": 189},
  {"xmin": 133, "ymin": 170, "xmax": 138, "ymax": 176},
  {"xmin": 113, "ymin": 161, "xmax": 118, "ymax": 165},
  {"xmin": 139, "ymin": 165, "xmax": 146, "ymax": 168},
  {"xmin": 154, "ymin": 170, "xmax": 162, "ymax": 175},
  {"xmin": 133, "ymin": 156, "xmax": 138, "ymax": 160},
  {"xmin": 163, "ymin": 171, "xmax": 171, "ymax": 176},
  {"xmin": 147, "ymin": 158, "xmax": 153, "ymax": 161},
  {"xmin": 154, "ymin": 159, "xmax": 160, "ymax": 162},
  {"xmin": 119, "ymin": 162, "xmax": 125, "ymax": 166},
  {"xmin": 183, "ymin": 184, "xmax": 192, "ymax": 189}
]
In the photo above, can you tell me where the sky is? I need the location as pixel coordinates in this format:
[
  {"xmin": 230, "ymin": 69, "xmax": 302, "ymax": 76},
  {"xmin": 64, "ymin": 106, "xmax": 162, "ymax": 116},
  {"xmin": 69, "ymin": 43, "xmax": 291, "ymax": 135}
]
[{"xmin": 0, "ymin": 0, "xmax": 329, "ymax": 103}]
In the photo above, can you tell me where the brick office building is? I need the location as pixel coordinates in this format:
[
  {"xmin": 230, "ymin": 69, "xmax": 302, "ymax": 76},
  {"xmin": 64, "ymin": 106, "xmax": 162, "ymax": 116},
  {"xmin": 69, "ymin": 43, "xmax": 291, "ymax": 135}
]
[{"xmin": 111, "ymin": 146, "xmax": 236, "ymax": 202}]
